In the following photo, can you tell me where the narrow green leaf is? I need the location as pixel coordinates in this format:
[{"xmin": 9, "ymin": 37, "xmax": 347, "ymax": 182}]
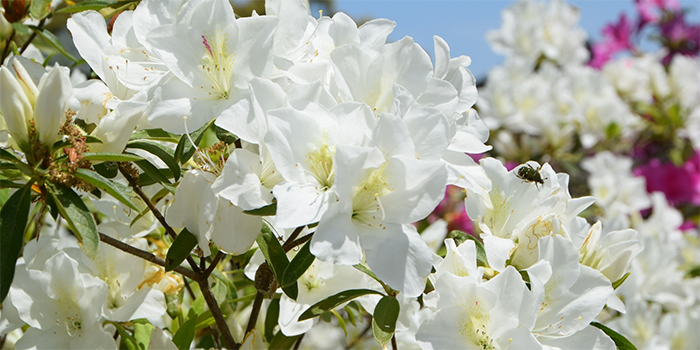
[
  {"xmin": 30, "ymin": 0, "xmax": 52, "ymax": 20},
  {"xmin": 243, "ymin": 202, "xmax": 277, "ymax": 216},
  {"xmin": 267, "ymin": 332, "xmax": 299, "ymax": 350},
  {"xmin": 56, "ymin": 0, "xmax": 118, "ymax": 13},
  {"xmin": 0, "ymin": 182, "xmax": 34, "ymax": 303},
  {"xmin": 298, "ymin": 289, "xmax": 384, "ymax": 321},
  {"xmin": 93, "ymin": 162, "xmax": 119, "ymax": 179},
  {"xmin": 127, "ymin": 140, "xmax": 180, "ymax": 181},
  {"xmin": 590, "ymin": 322, "xmax": 638, "ymax": 350},
  {"xmin": 0, "ymin": 180, "xmax": 23, "ymax": 189},
  {"xmin": 165, "ymin": 228, "xmax": 198, "ymax": 272},
  {"xmin": 172, "ymin": 315, "xmax": 197, "ymax": 350},
  {"xmin": 174, "ymin": 120, "xmax": 213, "ymax": 165},
  {"xmin": 612, "ymin": 272, "xmax": 631, "ymax": 290},
  {"xmin": 265, "ymin": 297, "xmax": 281, "ymax": 343},
  {"xmin": 47, "ymin": 183, "xmax": 99, "ymax": 258},
  {"xmin": 280, "ymin": 240, "xmax": 315, "ymax": 288},
  {"xmin": 373, "ymin": 296, "xmax": 400, "ymax": 334},
  {"xmin": 194, "ymin": 311, "xmax": 216, "ymax": 331},
  {"xmin": 256, "ymin": 226, "xmax": 289, "ymax": 281},
  {"xmin": 372, "ymin": 317, "xmax": 394, "ymax": 347},
  {"xmin": 331, "ymin": 309, "xmax": 347, "ymax": 337},
  {"xmin": 0, "ymin": 149, "xmax": 34, "ymax": 176},
  {"xmin": 129, "ymin": 128, "xmax": 180, "ymax": 143},
  {"xmin": 113, "ymin": 322, "xmax": 139, "ymax": 350},
  {"xmin": 74, "ymin": 168, "xmax": 139, "ymax": 211},
  {"xmin": 134, "ymin": 160, "xmax": 175, "ymax": 193},
  {"xmin": 27, "ymin": 25, "xmax": 79, "ymax": 63},
  {"xmin": 132, "ymin": 319, "xmax": 154, "ymax": 350},
  {"xmin": 83, "ymin": 152, "xmax": 143, "ymax": 162}
]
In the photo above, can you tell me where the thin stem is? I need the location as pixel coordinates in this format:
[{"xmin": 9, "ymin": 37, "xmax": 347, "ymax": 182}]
[
  {"xmin": 391, "ymin": 334, "xmax": 398, "ymax": 350},
  {"xmin": 98, "ymin": 232, "xmax": 200, "ymax": 281},
  {"xmin": 345, "ymin": 319, "xmax": 372, "ymax": 349},
  {"xmin": 19, "ymin": 18, "xmax": 45, "ymax": 54},
  {"xmin": 198, "ymin": 278, "xmax": 237, "ymax": 350},
  {"xmin": 293, "ymin": 334, "xmax": 305, "ymax": 350},
  {"xmin": 204, "ymin": 251, "xmax": 225, "ymax": 278},
  {"xmin": 244, "ymin": 292, "xmax": 265, "ymax": 336},
  {"xmin": 284, "ymin": 233, "xmax": 313, "ymax": 253},
  {"xmin": 281, "ymin": 226, "xmax": 305, "ymax": 251},
  {"xmin": 118, "ymin": 163, "xmax": 201, "ymax": 273},
  {"xmin": 183, "ymin": 279, "xmax": 195, "ymax": 300},
  {"xmin": 1, "ymin": 30, "xmax": 16, "ymax": 63}
]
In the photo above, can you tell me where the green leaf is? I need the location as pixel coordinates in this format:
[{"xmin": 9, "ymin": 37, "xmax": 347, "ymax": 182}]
[
  {"xmin": 129, "ymin": 128, "xmax": 180, "ymax": 143},
  {"xmin": 211, "ymin": 268, "xmax": 238, "ymax": 310},
  {"xmin": 280, "ymin": 240, "xmax": 315, "ymax": 288},
  {"xmin": 132, "ymin": 319, "xmax": 154, "ymax": 350},
  {"xmin": 243, "ymin": 202, "xmax": 277, "ymax": 216},
  {"xmin": 134, "ymin": 160, "xmax": 175, "ymax": 193},
  {"xmin": 27, "ymin": 25, "xmax": 79, "ymax": 63},
  {"xmin": 612, "ymin": 272, "xmax": 631, "ymax": 290},
  {"xmin": 56, "ymin": 0, "xmax": 119, "ymax": 13},
  {"xmin": 256, "ymin": 226, "xmax": 298, "ymax": 299},
  {"xmin": 267, "ymin": 331, "xmax": 299, "ymax": 350},
  {"xmin": 0, "ymin": 182, "xmax": 34, "ymax": 303},
  {"xmin": 127, "ymin": 140, "xmax": 180, "ymax": 181},
  {"xmin": 298, "ymin": 289, "xmax": 384, "ymax": 321},
  {"xmin": 590, "ymin": 322, "xmax": 638, "ymax": 350},
  {"xmin": 172, "ymin": 314, "xmax": 197, "ymax": 350},
  {"xmin": 83, "ymin": 152, "xmax": 143, "ymax": 162},
  {"xmin": 265, "ymin": 297, "xmax": 281, "ymax": 343},
  {"xmin": 174, "ymin": 120, "xmax": 213, "ymax": 165},
  {"xmin": 113, "ymin": 322, "xmax": 139, "ymax": 350},
  {"xmin": 0, "ymin": 149, "xmax": 35, "ymax": 176},
  {"xmin": 373, "ymin": 296, "xmax": 400, "ymax": 335},
  {"xmin": 165, "ymin": 228, "xmax": 198, "ymax": 272},
  {"xmin": 12, "ymin": 22, "xmax": 31, "ymax": 35},
  {"xmin": 194, "ymin": 311, "xmax": 215, "ymax": 331},
  {"xmin": 93, "ymin": 161, "xmax": 119, "ymax": 179},
  {"xmin": 30, "ymin": 0, "xmax": 52, "ymax": 20},
  {"xmin": 372, "ymin": 317, "xmax": 394, "ymax": 347},
  {"xmin": 47, "ymin": 183, "xmax": 99, "ymax": 258},
  {"xmin": 215, "ymin": 126, "xmax": 237, "ymax": 145},
  {"xmin": 74, "ymin": 168, "xmax": 139, "ymax": 211},
  {"xmin": 331, "ymin": 309, "xmax": 347, "ymax": 337}
]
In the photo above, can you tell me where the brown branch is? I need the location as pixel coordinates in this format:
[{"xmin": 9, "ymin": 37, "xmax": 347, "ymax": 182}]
[
  {"xmin": 98, "ymin": 232, "xmax": 199, "ymax": 281},
  {"xmin": 118, "ymin": 163, "xmax": 201, "ymax": 273},
  {"xmin": 284, "ymin": 233, "xmax": 313, "ymax": 253},
  {"xmin": 281, "ymin": 226, "xmax": 305, "ymax": 251},
  {"xmin": 244, "ymin": 292, "xmax": 265, "ymax": 337},
  {"xmin": 19, "ymin": 18, "xmax": 45, "ymax": 54},
  {"xmin": 198, "ymin": 278, "xmax": 237, "ymax": 350},
  {"xmin": 204, "ymin": 251, "xmax": 225, "ymax": 278},
  {"xmin": 1, "ymin": 30, "xmax": 15, "ymax": 63}
]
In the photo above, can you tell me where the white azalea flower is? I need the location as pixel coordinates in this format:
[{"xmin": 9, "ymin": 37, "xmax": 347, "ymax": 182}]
[
  {"xmin": 146, "ymin": 0, "xmax": 278, "ymax": 134},
  {"xmin": 416, "ymin": 267, "xmax": 541, "ymax": 349},
  {"xmin": 264, "ymin": 101, "xmax": 374, "ymax": 228},
  {"xmin": 166, "ymin": 169, "xmax": 262, "ymax": 257},
  {"xmin": 310, "ymin": 114, "xmax": 446, "ymax": 296},
  {"xmin": 526, "ymin": 236, "xmax": 614, "ymax": 347},
  {"xmin": 581, "ymin": 152, "xmax": 651, "ymax": 219},
  {"xmin": 9, "ymin": 252, "xmax": 116, "ymax": 349}
]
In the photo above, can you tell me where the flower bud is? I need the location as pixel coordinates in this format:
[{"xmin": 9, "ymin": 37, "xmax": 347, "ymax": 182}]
[
  {"xmin": 34, "ymin": 63, "xmax": 72, "ymax": 147},
  {"xmin": 1, "ymin": 0, "xmax": 28, "ymax": 23},
  {"xmin": 0, "ymin": 65, "xmax": 31, "ymax": 148}
]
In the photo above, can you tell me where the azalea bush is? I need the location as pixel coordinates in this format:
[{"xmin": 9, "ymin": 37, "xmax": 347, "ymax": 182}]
[{"xmin": 0, "ymin": 0, "xmax": 697, "ymax": 349}]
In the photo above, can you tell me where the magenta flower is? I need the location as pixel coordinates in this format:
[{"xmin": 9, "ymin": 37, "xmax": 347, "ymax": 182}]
[
  {"xmin": 633, "ymin": 151, "xmax": 700, "ymax": 206},
  {"xmin": 589, "ymin": 14, "xmax": 634, "ymax": 69},
  {"xmin": 659, "ymin": 13, "xmax": 700, "ymax": 64}
]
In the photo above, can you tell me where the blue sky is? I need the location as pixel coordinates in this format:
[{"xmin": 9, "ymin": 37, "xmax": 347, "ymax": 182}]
[{"xmin": 324, "ymin": 0, "xmax": 700, "ymax": 79}]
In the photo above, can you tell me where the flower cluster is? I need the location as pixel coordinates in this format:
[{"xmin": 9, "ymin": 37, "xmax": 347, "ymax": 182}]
[{"xmin": 0, "ymin": 0, "xmax": 696, "ymax": 349}]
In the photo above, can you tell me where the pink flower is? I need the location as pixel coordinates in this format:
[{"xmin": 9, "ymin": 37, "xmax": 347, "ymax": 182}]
[
  {"xmin": 635, "ymin": 0, "xmax": 680, "ymax": 25},
  {"xmin": 633, "ymin": 151, "xmax": 700, "ymax": 206},
  {"xmin": 589, "ymin": 14, "xmax": 634, "ymax": 69}
]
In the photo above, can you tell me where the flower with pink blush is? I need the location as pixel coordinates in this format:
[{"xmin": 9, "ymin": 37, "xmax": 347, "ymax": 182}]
[
  {"xmin": 633, "ymin": 151, "xmax": 700, "ymax": 206},
  {"xmin": 589, "ymin": 14, "xmax": 634, "ymax": 69},
  {"xmin": 427, "ymin": 185, "xmax": 474, "ymax": 234},
  {"xmin": 635, "ymin": 0, "xmax": 680, "ymax": 25}
]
